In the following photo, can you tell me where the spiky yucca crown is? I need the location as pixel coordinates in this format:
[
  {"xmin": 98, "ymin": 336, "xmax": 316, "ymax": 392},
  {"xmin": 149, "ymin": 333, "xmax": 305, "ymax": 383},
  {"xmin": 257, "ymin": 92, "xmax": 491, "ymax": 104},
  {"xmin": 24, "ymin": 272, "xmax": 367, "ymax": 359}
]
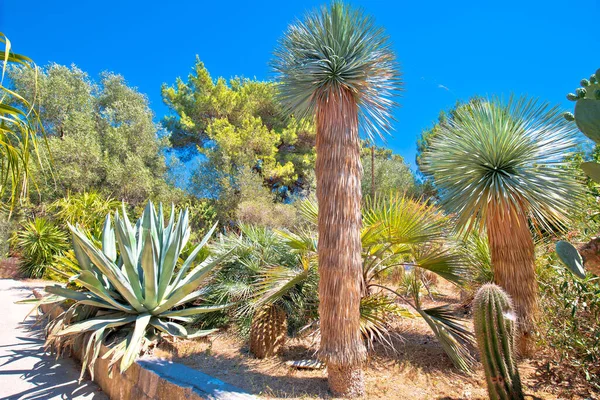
[
  {"xmin": 421, "ymin": 96, "xmax": 581, "ymax": 233},
  {"xmin": 272, "ymin": 1, "xmax": 402, "ymax": 140}
]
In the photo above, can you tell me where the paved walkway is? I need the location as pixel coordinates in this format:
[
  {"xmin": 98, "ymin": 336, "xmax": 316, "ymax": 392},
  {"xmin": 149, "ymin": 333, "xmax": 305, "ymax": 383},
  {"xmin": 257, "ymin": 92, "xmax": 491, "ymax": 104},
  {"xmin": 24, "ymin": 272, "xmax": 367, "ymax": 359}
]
[{"xmin": 0, "ymin": 279, "xmax": 107, "ymax": 400}]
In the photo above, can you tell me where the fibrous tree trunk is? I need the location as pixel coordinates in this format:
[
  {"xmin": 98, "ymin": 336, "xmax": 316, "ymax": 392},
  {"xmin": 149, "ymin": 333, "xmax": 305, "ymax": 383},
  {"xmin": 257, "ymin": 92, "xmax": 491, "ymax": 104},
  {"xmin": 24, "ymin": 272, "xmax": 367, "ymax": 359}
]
[
  {"xmin": 486, "ymin": 204, "xmax": 537, "ymax": 357},
  {"xmin": 315, "ymin": 88, "xmax": 367, "ymax": 398},
  {"xmin": 249, "ymin": 304, "xmax": 287, "ymax": 359}
]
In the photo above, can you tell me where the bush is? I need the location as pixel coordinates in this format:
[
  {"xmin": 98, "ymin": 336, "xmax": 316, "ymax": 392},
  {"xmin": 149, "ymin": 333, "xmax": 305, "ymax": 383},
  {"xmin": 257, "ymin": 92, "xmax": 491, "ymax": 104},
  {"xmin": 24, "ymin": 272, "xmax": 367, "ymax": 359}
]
[
  {"xmin": 16, "ymin": 217, "xmax": 69, "ymax": 278},
  {"xmin": 538, "ymin": 264, "xmax": 600, "ymax": 390}
]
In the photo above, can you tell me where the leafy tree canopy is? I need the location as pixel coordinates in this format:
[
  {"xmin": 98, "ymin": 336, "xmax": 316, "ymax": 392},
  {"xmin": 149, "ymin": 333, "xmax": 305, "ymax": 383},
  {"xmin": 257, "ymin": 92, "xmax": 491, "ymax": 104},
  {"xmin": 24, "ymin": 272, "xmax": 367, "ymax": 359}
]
[
  {"xmin": 9, "ymin": 64, "xmax": 176, "ymax": 205},
  {"xmin": 161, "ymin": 58, "xmax": 316, "ymax": 197}
]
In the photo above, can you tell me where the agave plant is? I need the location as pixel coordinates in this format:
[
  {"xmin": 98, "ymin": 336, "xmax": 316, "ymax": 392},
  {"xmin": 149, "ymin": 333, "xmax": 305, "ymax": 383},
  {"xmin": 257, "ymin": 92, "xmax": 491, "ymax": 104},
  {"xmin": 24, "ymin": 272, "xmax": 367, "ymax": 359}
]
[
  {"xmin": 16, "ymin": 217, "xmax": 69, "ymax": 278},
  {"xmin": 39, "ymin": 201, "xmax": 231, "ymax": 377},
  {"xmin": 421, "ymin": 96, "xmax": 580, "ymax": 354},
  {"xmin": 257, "ymin": 196, "xmax": 475, "ymax": 372}
]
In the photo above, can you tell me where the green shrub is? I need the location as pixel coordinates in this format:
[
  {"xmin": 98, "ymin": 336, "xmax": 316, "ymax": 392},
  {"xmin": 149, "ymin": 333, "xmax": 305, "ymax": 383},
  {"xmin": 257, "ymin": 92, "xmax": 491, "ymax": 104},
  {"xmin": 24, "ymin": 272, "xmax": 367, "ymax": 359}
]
[
  {"xmin": 16, "ymin": 217, "xmax": 69, "ymax": 278},
  {"xmin": 538, "ymin": 265, "xmax": 600, "ymax": 389}
]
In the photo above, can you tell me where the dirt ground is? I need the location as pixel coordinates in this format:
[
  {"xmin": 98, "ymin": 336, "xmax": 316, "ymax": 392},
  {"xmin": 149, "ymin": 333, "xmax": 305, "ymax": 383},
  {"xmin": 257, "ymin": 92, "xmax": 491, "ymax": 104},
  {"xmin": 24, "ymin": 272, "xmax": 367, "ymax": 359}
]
[{"xmin": 154, "ymin": 280, "xmax": 595, "ymax": 400}]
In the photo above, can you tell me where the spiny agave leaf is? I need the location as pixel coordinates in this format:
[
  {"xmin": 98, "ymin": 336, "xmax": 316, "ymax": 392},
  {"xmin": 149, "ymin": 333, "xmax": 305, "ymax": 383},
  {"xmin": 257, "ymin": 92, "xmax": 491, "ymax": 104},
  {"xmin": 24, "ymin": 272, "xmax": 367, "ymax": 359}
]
[
  {"xmin": 101, "ymin": 215, "xmax": 116, "ymax": 262},
  {"xmin": 56, "ymin": 313, "xmax": 136, "ymax": 336},
  {"xmin": 178, "ymin": 222, "xmax": 218, "ymax": 278},
  {"xmin": 44, "ymin": 285, "xmax": 114, "ymax": 309},
  {"xmin": 140, "ymin": 231, "xmax": 158, "ymax": 309},
  {"xmin": 120, "ymin": 314, "xmax": 151, "ymax": 372},
  {"xmin": 556, "ymin": 240, "xmax": 586, "ymax": 278},
  {"xmin": 156, "ymin": 216, "xmax": 184, "ymax": 302},
  {"xmin": 72, "ymin": 271, "xmax": 134, "ymax": 312},
  {"xmin": 150, "ymin": 317, "xmax": 188, "ymax": 337},
  {"xmin": 580, "ymin": 162, "xmax": 600, "ymax": 184},
  {"xmin": 186, "ymin": 328, "xmax": 219, "ymax": 339},
  {"xmin": 159, "ymin": 303, "xmax": 232, "ymax": 318},
  {"xmin": 71, "ymin": 231, "xmax": 92, "ymax": 271},
  {"xmin": 113, "ymin": 213, "xmax": 143, "ymax": 299},
  {"xmin": 154, "ymin": 249, "xmax": 232, "ymax": 314},
  {"xmin": 81, "ymin": 327, "xmax": 105, "ymax": 381},
  {"xmin": 69, "ymin": 224, "xmax": 145, "ymax": 312}
]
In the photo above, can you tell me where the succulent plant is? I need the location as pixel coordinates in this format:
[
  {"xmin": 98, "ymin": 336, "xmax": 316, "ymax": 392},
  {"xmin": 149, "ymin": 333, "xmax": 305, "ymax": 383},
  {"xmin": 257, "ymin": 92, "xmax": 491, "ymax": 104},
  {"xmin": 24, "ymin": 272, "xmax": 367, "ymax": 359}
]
[
  {"xmin": 555, "ymin": 241, "xmax": 586, "ymax": 279},
  {"xmin": 564, "ymin": 68, "xmax": 600, "ymax": 144},
  {"xmin": 39, "ymin": 201, "xmax": 232, "ymax": 377},
  {"xmin": 557, "ymin": 69, "xmax": 600, "ymax": 277},
  {"xmin": 473, "ymin": 284, "xmax": 524, "ymax": 400}
]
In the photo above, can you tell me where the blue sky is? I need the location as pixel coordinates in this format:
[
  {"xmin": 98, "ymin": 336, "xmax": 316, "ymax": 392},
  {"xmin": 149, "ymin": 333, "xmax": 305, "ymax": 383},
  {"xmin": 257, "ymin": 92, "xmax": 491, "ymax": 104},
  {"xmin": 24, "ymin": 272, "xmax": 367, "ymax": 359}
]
[{"xmin": 2, "ymin": 0, "xmax": 598, "ymax": 168}]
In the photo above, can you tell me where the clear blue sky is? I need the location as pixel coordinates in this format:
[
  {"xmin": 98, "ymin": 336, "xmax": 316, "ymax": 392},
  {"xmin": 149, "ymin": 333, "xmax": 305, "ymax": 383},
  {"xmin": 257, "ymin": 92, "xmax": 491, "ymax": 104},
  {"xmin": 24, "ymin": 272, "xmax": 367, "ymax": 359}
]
[{"xmin": 2, "ymin": 0, "xmax": 598, "ymax": 168}]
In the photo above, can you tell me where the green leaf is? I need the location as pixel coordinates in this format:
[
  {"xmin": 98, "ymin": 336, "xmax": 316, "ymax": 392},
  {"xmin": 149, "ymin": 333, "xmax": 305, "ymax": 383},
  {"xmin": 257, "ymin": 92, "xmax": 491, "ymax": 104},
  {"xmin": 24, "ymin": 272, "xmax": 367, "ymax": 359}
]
[
  {"xmin": 120, "ymin": 314, "xmax": 151, "ymax": 372},
  {"xmin": 580, "ymin": 162, "xmax": 600, "ymax": 184}
]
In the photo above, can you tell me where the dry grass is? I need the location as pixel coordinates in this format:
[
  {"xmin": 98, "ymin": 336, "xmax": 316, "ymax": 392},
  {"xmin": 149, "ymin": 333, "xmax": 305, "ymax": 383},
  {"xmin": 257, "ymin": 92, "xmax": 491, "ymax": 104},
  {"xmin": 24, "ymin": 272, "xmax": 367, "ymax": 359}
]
[{"xmin": 154, "ymin": 280, "xmax": 588, "ymax": 399}]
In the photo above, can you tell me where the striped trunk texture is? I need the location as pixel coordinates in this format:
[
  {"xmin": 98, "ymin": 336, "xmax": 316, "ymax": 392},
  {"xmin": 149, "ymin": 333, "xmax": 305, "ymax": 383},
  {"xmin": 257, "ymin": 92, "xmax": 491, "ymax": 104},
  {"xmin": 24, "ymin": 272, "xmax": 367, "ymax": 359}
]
[
  {"xmin": 249, "ymin": 304, "xmax": 287, "ymax": 359},
  {"xmin": 486, "ymin": 203, "xmax": 538, "ymax": 356},
  {"xmin": 315, "ymin": 88, "xmax": 366, "ymax": 397}
]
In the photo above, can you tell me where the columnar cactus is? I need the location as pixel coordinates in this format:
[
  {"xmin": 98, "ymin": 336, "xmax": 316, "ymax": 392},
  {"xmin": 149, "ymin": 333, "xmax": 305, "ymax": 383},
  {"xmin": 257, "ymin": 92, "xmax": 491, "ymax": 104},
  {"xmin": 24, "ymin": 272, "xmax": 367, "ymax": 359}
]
[{"xmin": 473, "ymin": 284, "xmax": 524, "ymax": 400}]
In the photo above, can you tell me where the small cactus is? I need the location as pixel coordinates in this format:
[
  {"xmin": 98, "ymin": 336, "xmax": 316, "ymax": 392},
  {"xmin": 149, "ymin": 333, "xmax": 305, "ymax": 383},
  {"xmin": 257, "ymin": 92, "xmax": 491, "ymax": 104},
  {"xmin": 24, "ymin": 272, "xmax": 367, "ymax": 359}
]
[
  {"xmin": 473, "ymin": 284, "xmax": 524, "ymax": 400},
  {"xmin": 563, "ymin": 68, "xmax": 600, "ymax": 144}
]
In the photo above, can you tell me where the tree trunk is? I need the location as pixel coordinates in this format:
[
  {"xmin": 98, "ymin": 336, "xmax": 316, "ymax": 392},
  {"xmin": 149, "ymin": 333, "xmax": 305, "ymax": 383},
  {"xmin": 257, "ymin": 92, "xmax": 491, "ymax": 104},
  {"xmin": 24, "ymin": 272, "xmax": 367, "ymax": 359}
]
[
  {"xmin": 486, "ymin": 204, "xmax": 538, "ymax": 357},
  {"xmin": 315, "ymin": 88, "xmax": 366, "ymax": 397},
  {"xmin": 249, "ymin": 304, "xmax": 287, "ymax": 359}
]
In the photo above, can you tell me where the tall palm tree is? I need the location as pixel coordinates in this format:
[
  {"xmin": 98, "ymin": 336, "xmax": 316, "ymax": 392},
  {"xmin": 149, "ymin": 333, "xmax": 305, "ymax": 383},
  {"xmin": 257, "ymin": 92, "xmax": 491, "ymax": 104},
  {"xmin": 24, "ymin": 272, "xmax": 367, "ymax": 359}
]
[
  {"xmin": 422, "ymin": 96, "xmax": 580, "ymax": 354},
  {"xmin": 273, "ymin": 3, "xmax": 401, "ymax": 395}
]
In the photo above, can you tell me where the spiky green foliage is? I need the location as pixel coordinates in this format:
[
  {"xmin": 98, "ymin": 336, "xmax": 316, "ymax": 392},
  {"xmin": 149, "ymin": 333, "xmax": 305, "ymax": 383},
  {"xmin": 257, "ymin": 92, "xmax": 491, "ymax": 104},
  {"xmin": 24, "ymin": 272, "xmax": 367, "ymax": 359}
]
[
  {"xmin": 39, "ymin": 201, "xmax": 231, "ymax": 376},
  {"xmin": 0, "ymin": 33, "xmax": 46, "ymax": 205},
  {"xmin": 272, "ymin": 1, "xmax": 401, "ymax": 140},
  {"xmin": 207, "ymin": 224, "xmax": 318, "ymax": 335},
  {"xmin": 421, "ymin": 96, "xmax": 580, "ymax": 233},
  {"xmin": 16, "ymin": 217, "xmax": 69, "ymax": 278},
  {"xmin": 267, "ymin": 196, "xmax": 475, "ymax": 371},
  {"xmin": 473, "ymin": 284, "xmax": 524, "ymax": 400},
  {"xmin": 50, "ymin": 191, "xmax": 121, "ymax": 237}
]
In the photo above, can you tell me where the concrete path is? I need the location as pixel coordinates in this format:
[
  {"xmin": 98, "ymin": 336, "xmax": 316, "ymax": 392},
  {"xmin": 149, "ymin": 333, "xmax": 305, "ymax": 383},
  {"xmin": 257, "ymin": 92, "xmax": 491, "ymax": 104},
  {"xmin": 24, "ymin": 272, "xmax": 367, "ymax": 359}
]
[{"xmin": 0, "ymin": 279, "xmax": 107, "ymax": 400}]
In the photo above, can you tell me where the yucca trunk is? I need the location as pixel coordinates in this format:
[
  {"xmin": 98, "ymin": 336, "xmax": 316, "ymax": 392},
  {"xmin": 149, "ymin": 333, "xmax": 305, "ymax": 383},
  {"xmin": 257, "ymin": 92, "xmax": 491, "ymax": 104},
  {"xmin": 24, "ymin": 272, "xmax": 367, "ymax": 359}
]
[
  {"xmin": 249, "ymin": 304, "xmax": 287, "ymax": 359},
  {"xmin": 486, "ymin": 203, "xmax": 538, "ymax": 356},
  {"xmin": 315, "ymin": 88, "xmax": 367, "ymax": 397}
]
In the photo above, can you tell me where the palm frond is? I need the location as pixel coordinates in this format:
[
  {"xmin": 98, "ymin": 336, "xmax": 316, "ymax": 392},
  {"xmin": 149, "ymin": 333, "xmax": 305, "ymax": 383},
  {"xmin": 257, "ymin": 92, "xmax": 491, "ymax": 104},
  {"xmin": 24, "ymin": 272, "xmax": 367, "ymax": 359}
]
[
  {"xmin": 272, "ymin": 1, "xmax": 402, "ymax": 140},
  {"xmin": 421, "ymin": 96, "xmax": 581, "ymax": 233}
]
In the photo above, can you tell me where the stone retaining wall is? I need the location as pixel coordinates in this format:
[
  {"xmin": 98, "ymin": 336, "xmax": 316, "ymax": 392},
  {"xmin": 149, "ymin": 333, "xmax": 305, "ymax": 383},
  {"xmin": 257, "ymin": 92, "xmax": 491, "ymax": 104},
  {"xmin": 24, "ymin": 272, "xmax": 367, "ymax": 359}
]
[{"xmin": 33, "ymin": 289, "xmax": 255, "ymax": 400}]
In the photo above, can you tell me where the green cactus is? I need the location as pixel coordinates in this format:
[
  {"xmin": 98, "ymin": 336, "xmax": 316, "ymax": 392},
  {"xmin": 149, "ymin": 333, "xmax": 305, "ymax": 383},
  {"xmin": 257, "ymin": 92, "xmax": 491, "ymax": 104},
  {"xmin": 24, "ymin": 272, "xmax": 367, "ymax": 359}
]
[
  {"xmin": 564, "ymin": 68, "xmax": 600, "ymax": 144},
  {"xmin": 473, "ymin": 284, "xmax": 524, "ymax": 400},
  {"xmin": 556, "ymin": 240, "xmax": 586, "ymax": 279}
]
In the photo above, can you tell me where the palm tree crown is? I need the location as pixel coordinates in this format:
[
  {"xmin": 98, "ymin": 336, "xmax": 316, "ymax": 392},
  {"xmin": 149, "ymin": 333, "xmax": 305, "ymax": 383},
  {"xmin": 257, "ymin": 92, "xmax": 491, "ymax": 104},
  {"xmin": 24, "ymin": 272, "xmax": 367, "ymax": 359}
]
[
  {"xmin": 272, "ymin": 1, "xmax": 401, "ymax": 139},
  {"xmin": 422, "ymin": 96, "xmax": 581, "ymax": 232}
]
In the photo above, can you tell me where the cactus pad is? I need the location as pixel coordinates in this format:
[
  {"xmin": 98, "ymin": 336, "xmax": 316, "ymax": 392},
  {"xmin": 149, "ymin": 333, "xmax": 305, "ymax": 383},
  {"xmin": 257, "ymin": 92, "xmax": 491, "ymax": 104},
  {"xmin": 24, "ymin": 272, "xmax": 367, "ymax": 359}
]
[{"xmin": 556, "ymin": 240, "xmax": 586, "ymax": 279}]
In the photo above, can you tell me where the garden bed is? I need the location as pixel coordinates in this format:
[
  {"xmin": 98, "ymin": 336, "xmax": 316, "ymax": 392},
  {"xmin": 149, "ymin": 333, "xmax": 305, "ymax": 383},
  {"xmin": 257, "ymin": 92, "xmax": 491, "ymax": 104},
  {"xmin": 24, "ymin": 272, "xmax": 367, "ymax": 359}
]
[{"xmin": 154, "ymin": 281, "xmax": 593, "ymax": 399}]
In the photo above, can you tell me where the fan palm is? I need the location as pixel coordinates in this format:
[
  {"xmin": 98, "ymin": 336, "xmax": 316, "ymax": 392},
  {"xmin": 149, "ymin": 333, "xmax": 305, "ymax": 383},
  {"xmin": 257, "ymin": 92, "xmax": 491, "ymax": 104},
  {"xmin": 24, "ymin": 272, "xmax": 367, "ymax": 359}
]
[
  {"xmin": 273, "ymin": 2, "xmax": 401, "ymax": 396},
  {"xmin": 421, "ymin": 96, "xmax": 580, "ymax": 354},
  {"xmin": 266, "ymin": 196, "xmax": 474, "ymax": 371}
]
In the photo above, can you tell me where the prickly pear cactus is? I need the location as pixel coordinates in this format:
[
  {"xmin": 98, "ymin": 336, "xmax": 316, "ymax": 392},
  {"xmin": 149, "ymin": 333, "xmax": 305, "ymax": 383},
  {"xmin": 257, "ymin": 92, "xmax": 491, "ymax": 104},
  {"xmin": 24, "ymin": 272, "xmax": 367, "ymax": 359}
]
[
  {"xmin": 556, "ymin": 240, "xmax": 586, "ymax": 278},
  {"xmin": 564, "ymin": 69, "xmax": 600, "ymax": 144},
  {"xmin": 473, "ymin": 284, "xmax": 524, "ymax": 400},
  {"xmin": 249, "ymin": 304, "xmax": 287, "ymax": 358}
]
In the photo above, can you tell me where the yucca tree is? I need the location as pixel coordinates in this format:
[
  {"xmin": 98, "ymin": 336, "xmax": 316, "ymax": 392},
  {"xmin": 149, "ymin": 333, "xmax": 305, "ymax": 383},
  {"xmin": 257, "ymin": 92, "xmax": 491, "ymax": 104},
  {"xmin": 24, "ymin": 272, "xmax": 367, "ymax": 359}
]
[
  {"xmin": 273, "ymin": 2, "xmax": 401, "ymax": 396},
  {"xmin": 421, "ymin": 96, "xmax": 580, "ymax": 354}
]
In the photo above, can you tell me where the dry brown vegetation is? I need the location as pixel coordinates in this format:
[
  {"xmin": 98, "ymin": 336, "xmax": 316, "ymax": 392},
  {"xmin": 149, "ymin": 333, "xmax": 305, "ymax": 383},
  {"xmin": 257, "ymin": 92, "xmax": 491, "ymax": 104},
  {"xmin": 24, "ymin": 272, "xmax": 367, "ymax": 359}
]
[{"xmin": 154, "ymin": 280, "xmax": 592, "ymax": 399}]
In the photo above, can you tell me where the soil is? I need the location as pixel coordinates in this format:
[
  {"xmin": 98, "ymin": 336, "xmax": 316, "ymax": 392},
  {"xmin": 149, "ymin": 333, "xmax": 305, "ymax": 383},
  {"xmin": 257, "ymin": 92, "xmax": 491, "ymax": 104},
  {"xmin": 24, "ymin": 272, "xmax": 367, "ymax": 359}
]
[{"xmin": 154, "ymin": 280, "xmax": 597, "ymax": 400}]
